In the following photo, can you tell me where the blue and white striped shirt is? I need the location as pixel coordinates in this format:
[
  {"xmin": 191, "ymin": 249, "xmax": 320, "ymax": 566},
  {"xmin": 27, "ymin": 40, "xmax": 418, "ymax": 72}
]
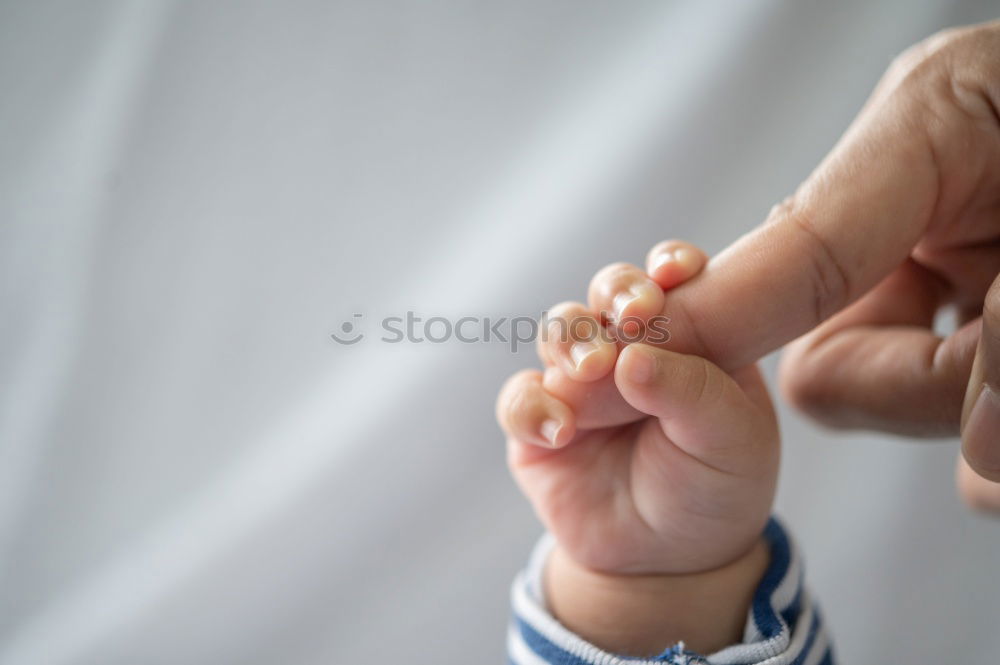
[{"xmin": 508, "ymin": 518, "xmax": 833, "ymax": 665}]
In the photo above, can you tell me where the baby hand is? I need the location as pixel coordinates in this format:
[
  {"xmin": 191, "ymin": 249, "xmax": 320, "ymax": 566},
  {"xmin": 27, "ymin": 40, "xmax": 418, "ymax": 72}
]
[
  {"xmin": 498, "ymin": 240, "xmax": 778, "ymax": 574},
  {"xmin": 497, "ymin": 241, "xmax": 780, "ymax": 654}
]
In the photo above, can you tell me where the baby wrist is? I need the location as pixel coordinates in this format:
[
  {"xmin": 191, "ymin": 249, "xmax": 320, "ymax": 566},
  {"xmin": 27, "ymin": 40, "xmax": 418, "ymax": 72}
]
[{"xmin": 544, "ymin": 538, "xmax": 769, "ymax": 657}]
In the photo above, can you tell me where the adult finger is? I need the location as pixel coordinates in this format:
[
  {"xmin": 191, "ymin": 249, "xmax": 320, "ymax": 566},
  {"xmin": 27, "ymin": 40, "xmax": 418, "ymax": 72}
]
[
  {"xmin": 660, "ymin": 25, "xmax": 1000, "ymax": 371},
  {"xmin": 780, "ymin": 259, "xmax": 980, "ymax": 436}
]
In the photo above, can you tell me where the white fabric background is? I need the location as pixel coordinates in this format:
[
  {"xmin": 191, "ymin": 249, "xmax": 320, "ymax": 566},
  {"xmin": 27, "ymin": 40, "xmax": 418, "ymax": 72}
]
[{"xmin": 2, "ymin": 1, "xmax": 999, "ymax": 663}]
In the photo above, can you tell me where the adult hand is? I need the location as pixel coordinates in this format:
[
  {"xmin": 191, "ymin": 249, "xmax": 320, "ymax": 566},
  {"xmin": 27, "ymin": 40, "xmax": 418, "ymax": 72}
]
[
  {"xmin": 567, "ymin": 22, "xmax": 1000, "ymax": 509},
  {"xmin": 721, "ymin": 22, "xmax": 1000, "ymax": 508}
]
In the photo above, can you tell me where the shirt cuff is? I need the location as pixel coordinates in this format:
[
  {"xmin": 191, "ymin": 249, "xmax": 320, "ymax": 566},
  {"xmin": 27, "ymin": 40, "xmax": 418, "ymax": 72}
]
[{"xmin": 507, "ymin": 517, "xmax": 833, "ymax": 665}]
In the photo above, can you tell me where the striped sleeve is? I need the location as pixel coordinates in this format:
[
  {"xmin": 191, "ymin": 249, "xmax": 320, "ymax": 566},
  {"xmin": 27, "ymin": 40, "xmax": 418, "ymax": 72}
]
[{"xmin": 508, "ymin": 517, "xmax": 834, "ymax": 665}]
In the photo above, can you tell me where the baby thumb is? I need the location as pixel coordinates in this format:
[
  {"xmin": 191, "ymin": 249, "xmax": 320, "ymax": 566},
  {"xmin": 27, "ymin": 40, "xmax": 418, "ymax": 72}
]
[{"xmin": 614, "ymin": 343, "xmax": 776, "ymax": 475}]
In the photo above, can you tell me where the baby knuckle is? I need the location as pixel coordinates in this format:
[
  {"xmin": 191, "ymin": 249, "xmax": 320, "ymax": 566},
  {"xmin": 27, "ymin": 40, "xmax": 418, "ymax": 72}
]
[
  {"xmin": 681, "ymin": 357, "xmax": 721, "ymax": 406},
  {"xmin": 546, "ymin": 300, "xmax": 583, "ymax": 319},
  {"xmin": 592, "ymin": 262, "xmax": 636, "ymax": 288},
  {"xmin": 497, "ymin": 370, "xmax": 537, "ymax": 417}
]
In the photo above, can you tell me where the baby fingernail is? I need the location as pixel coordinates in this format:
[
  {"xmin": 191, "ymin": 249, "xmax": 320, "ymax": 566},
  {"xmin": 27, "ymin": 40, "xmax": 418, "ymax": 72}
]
[
  {"xmin": 570, "ymin": 341, "xmax": 598, "ymax": 371},
  {"xmin": 652, "ymin": 247, "xmax": 701, "ymax": 272},
  {"xmin": 651, "ymin": 251, "xmax": 675, "ymax": 271},
  {"xmin": 625, "ymin": 345, "xmax": 656, "ymax": 384},
  {"xmin": 613, "ymin": 291, "xmax": 639, "ymax": 322},
  {"xmin": 540, "ymin": 419, "xmax": 562, "ymax": 446},
  {"xmin": 673, "ymin": 247, "xmax": 703, "ymax": 270}
]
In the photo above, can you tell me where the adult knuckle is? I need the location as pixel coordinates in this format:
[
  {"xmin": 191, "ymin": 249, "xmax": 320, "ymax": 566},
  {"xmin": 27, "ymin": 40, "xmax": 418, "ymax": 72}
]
[
  {"xmin": 901, "ymin": 26, "xmax": 967, "ymax": 67},
  {"xmin": 888, "ymin": 38, "xmax": 935, "ymax": 81},
  {"xmin": 884, "ymin": 29, "xmax": 966, "ymax": 99},
  {"xmin": 889, "ymin": 25, "xmax": 994, "ymax": 89},
  {"xmin": 927, "ymin": 23, "xmax": 999, "ymax": 56},
  {"xmin": 770, "ymin": 195, "xmax": 850, "ymax": 324}
]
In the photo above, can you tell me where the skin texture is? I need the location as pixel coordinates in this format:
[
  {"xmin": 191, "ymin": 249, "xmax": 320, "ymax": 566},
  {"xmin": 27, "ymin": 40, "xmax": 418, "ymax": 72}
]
[{"xmin": 545, "ymin": 539, "xmax": 769, "ymax": 657}]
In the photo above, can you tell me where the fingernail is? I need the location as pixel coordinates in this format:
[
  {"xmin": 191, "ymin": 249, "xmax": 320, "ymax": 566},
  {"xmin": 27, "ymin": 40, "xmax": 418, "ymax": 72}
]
[
  {"xmin": 624, "ymin": 345, "xmax": 656, "ymax": 384},
  {"xmin": 964, "ymin": 385, "xmax": 1000, "ymax": 472},
  {"xmin": 612, "ymin": 291, "xmax": 639, "ymax": 323},
  {"xmin": 540, "ymin": 419, "xmax": 562, "ymax": 447},
  {"xmin": 613, "ymin": 284, "xmax": 655, "ymax": 323},
  {"xmin": 570, "ymin": 341, "xmax": 599, "ymax": 371},
  {"xmin": 672, "ymin": 247, "xmax": 697, "ymax": 268},
  {"xmin": 650, "ymin": 251, "xmax": 675, "ymax": 272}
]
